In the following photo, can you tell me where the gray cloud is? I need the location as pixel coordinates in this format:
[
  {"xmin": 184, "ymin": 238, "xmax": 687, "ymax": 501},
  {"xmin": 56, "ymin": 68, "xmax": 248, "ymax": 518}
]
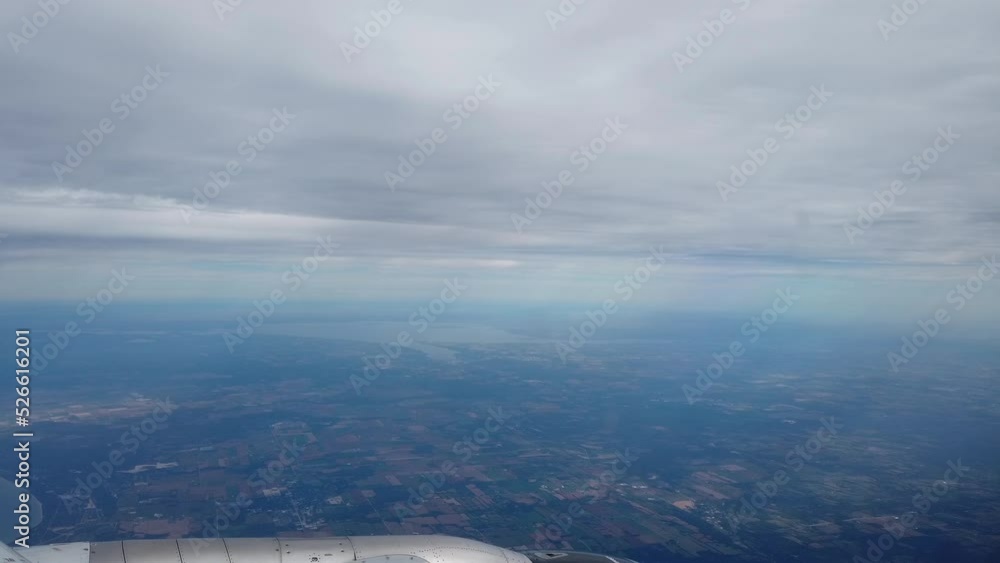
[{"xmin": 1, "ymin": 0, "xmax": 998, "ymax": 322}]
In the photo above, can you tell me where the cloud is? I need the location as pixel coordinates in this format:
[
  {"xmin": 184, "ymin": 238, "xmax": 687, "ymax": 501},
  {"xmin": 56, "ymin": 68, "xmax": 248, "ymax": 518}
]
[{"xmin": 1, "ymin": 0, "xmax": 998, "ymax": 322}]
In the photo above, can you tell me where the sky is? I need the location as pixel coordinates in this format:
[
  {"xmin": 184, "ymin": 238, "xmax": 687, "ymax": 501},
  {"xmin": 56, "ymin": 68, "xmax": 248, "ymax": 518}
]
[{"xmin": 1, "ymin": 0, "xmax": 998, "ymax": 326}]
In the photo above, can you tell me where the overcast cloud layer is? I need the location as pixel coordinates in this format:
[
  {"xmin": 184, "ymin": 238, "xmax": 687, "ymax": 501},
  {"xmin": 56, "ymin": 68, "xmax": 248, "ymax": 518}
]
[{"xmin": 1, "ymin": 0, "xmax": 998, "ymax": 322}]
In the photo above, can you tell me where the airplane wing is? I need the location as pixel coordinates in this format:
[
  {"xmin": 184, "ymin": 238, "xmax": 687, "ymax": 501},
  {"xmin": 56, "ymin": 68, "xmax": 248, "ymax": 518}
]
[
  {"xmin": 7, "ymin": 536, "xmax": 638, "ymax": 563},
  {"xmin": 9, "ymin": 535, "xmax": 532, "ymax": 563}
]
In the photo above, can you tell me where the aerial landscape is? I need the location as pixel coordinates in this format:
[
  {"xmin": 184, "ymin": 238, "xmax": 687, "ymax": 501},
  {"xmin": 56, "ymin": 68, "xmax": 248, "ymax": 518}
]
[
  {"xmin": 4, "ymin": 307, "xmax": 997, "ymax": 562},
  {"xmin": 1, "ymin": 0, "xmax": 999, "ymax": 562}
]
